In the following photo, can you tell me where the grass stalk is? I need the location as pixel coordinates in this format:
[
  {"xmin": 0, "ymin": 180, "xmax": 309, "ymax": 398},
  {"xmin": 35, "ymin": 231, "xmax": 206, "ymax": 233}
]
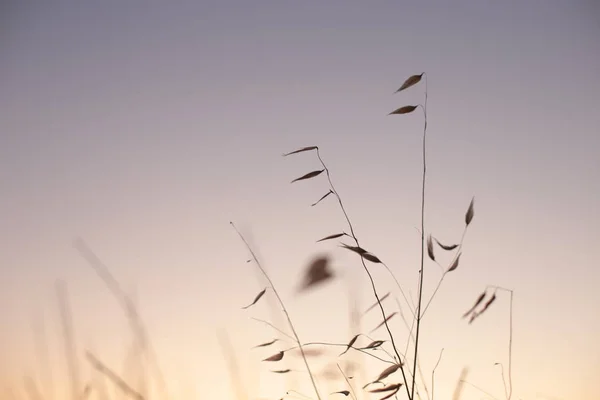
[
  {"xmin": 411, "ymin": 73, "xmax": 428, "ymax": 400},
  {"xmin": 487, "ymin": 285, "xmax": 513, "ymax": 400},
  {"xmin": 230, "ymin": 222, "xmax": 323, "ymax": 400}
]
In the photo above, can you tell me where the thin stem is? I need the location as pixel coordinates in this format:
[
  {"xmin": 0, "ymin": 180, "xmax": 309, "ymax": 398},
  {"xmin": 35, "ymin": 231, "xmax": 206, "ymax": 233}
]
[
  {"xmin": 486, "ymin": 285, "xmax": 514, "ymax": 400},
  {"xmin": 250, "ymin": 317, "xmax": 296, "ymax": 342},
  {"xmin": 315, "ymin": 149, "xmax": 412, "ymax": 400},
  {"xmin": 411, "ymin": 72, "xmax": 428, "ymax": 400},
  {"xmin": 247, "ymin": 237, "xmax": 294, "ymax": 389},
  {"xmin": 336, "ymin": 364, "xmax": 357, "ymax": 400},
  {"xmin": 431, "ymin": 348, "xmax": 444, "ymax": 400},
  {"xmin": 395, "ymin": 298, "xmax": 429, "ymax": 400},
  {"xmin": 494, "ymin": 363, "xmax": 509, "ymax": 400},
  {"xmin": 230, "ymin": 222, "xmax": 322, "ymax": 400},
  {"xmin": 285, "ymin": 390, "xmax": 313, "ymax": 400},
  {"xmin": 417, "ymin": 358, "xmax": 430, "ymax": 400},
  {"xmin": 381, "ymin": 263, "xmax": 416, "ymax": 319}
]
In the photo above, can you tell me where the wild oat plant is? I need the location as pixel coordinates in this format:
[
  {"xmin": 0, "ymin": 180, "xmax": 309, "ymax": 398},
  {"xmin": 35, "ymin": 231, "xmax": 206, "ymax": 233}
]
[{"xmin": 232, "ymin": 73, "xmax": 515, "ymax": 400}]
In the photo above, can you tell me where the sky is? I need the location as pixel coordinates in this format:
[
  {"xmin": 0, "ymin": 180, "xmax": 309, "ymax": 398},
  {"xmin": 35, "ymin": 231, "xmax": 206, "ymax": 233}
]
[{"xmin": 1, "ymin": 1, "xmax": 599, "ymax": 399}]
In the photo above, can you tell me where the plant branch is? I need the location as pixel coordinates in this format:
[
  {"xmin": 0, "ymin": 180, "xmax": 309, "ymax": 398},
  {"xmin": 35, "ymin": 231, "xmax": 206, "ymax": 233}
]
[
  {"xmin": 315, "ymin": 149, "xmax": 412, "ymax": 400},
  {"xmin": 231, "ymin": 222, "xmax": 322, "ymax": 400}
]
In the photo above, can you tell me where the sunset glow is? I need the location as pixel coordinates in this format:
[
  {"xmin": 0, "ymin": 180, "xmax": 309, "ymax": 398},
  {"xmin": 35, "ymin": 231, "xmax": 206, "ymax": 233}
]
[{"xmin": 1, "ymin": 1, "xmax": 599, "ymax": 400}]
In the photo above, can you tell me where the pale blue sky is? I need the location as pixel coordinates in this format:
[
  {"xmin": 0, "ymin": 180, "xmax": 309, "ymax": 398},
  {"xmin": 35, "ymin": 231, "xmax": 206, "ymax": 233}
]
[{"xmin": 1, "ymin": 1, "xmax": 599, "ymax": 399}]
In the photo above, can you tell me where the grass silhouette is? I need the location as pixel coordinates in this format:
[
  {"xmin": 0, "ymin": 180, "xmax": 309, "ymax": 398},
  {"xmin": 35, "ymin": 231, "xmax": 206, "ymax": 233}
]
[
  {"xmin": 230, "ymin": 74, "xmax": 514, "ymax": 400},
  {"xmin": 13, "ymin": 74, "xmax": 515, "ymax": 400}
]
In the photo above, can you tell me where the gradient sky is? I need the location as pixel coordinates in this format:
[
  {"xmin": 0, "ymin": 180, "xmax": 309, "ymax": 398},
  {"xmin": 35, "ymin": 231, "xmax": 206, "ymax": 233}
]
[{"xmin": 1, "ymin": 1, "xmax": 599, "ymax": 399}]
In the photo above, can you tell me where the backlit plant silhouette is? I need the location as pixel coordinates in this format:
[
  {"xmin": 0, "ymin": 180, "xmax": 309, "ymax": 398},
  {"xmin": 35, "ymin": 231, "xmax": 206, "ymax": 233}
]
[{"xmin": 233, "ymin": 73, "xmax": 515, "ymax": 400}]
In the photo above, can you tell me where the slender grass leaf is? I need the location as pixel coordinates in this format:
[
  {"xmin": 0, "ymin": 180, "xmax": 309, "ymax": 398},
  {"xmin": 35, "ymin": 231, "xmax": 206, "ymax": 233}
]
[
  {"xmin": 447, "ymin": 253, "xmax": 461, "ymax": 272},
  {"xmin": 369, "ymin": 383, "xmax": 402, "ymax": 393},
  {"xmin": 370, "ymin": 312, "xmax": 397, "ymax": 333},
  {"xmin": 340, "ymin": 243, "xmax": 381, "ymax": 263},
  {"xmin": 379, "ymin": 389, "xmax": 401, "ymax": 400},
  {"xmin": 363, "ymin": 381, "xmax": 384, "ymax": 390},
  {"xmin": 462, "ymin": 291, "xmax": 487, "ymax": 318},
  {"xmin": 362, "ymin": 252, "xmax": 382, "ymax": 264},
  {"xmin": 253, "ymin": 339, "xmax": 278, "ymax": 348},
  {"xmin": 283, "ymin": 146, "xmax": 319, "ymax": 156},
  {"xmin": 242, "ymin": 288, "xmax": 267, "ymax": 309},
  {"xmin": 262, "ymin": 351, "xmax": 284, "ymax": 362},
  {"xmin": 331, "ymin": 390, "xmax": 350, "ymax": 396},
  {"xmin": 291, "ymin": 169, "xmax": 324, "ymax": 183},
  {"xmin": 388, "ymin": 105, "xmax": 417, "ymax": 115},
  {"xmin": 395, "ymin": 73, "xmax": 424, "ymax": 93},
  {"xmin": 427, "ymin": 235, "xmax": 435, "ymax": 261},
  {"xmin": 434, "ymin": 238, "xmax": 459, "ymax": 251},
  {"xmin": 312, "ymin": 190, "xmax": 333, "ymax": 206},
  {"xmin": 363, "ymin": 292, "xmax": 390, "ymax": 315},
  {"xmin": 468, "ymin": 312, "xmax": 478, "ymax": 324},
  {"xmin": 376, "ymin": 364, "xmax": 401, "ymax": 381},
  {"xmin": 468, "ymin": 293, "xmax": 497, "ymax": 324},
  {"xmin": 466, "ymin": 197, "xmax": 475, "ymax": 226},
  {"xmin": 340, "ymin": 243, "xmax": 368, "ymax": 255},
  {"xmin": 361, "ymin": 340, "xmax": 385, "ymax": 350},
  {"xmin": 317, "ymin": 233, "xmax": 346, "ymax": 243},
  {"xmin": 479, "ymin": 293, "xmax": 497, "ymax": 314},
  {"xmin": 340, "ymin": 334, "xmax": 361, "ymax": 356}
]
